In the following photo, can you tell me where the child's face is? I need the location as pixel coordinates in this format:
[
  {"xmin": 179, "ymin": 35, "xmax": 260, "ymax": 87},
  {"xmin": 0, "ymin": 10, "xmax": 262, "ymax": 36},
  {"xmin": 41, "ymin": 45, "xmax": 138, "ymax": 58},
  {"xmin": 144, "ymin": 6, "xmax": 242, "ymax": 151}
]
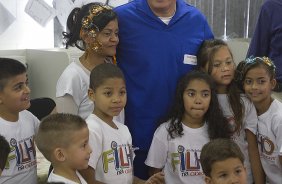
[
  {"xmin": 182, "ymin": 79, "xmax": 211, "ymax": 126},
  {"xmin": 204, "ymin": 46, "xmax": 235, "ymax": 93},
  {"xmin": 243, "ymin": 66, "xmax": 276, "ymax": 105},
  {"xmin": 90, "ymin": 77, "xmax": 126, "ymax": 122},
  {"xmin": 0, "ymin": 73, "xmax": 30, "ymax": 115},
  {"xmin": 64, "ymin": 127, "xmax": 92, "ymax": 170},
  {"xmin": 205, "ymin": 158, "xmax": 247, "ymax": 184}
]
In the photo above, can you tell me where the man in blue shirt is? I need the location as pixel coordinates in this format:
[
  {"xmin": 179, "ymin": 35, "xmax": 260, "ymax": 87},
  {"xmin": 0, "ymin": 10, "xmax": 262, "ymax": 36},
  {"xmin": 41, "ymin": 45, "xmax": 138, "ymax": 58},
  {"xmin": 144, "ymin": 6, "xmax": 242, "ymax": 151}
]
[
  {"xmin": 247, "ymin": 0, "xmax": 282, "ymax": 91},
  {"xmin": 115, "ymin": 0, "xmax": 213, "ymax": 179}
]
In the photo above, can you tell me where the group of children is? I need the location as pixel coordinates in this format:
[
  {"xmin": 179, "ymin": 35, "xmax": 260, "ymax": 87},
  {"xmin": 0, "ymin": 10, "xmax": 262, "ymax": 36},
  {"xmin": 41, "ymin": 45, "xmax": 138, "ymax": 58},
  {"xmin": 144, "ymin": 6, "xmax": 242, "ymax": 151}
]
[{"xmin": 0, "ymin": 37, "xmax": 282, "ymax": 184}]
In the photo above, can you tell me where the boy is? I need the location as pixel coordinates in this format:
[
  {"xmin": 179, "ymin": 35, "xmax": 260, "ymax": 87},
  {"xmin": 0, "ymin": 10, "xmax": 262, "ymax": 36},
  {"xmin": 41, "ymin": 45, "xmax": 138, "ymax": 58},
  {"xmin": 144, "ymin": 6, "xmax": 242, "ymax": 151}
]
[
  {"xmin": 0, "ymin": 58, "xmax": 40, "ymax": 184},
  {"xmin": 200, "ymin": 138, "xmax": 247, "ymax": 184},
  {"xmin": 80, "ymin": 63, "xmax": 164, "ymax": 184},
  {"xmin": 35, "ymin": 113, "xmax": 92, "ymax": 184},
  {"xmin": 0, "ymin": 134, "xmax": 10, "ymax": 176}
]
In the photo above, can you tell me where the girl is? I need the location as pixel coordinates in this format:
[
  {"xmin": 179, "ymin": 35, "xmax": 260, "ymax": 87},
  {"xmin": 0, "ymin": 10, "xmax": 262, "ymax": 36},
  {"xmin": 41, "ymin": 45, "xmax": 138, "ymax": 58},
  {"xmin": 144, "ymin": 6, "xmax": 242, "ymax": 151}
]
[
  {"xmin": 56, "ymin": 3, "xmax": 123, "ymax": 121},
  {"xmin": 145, "ymin": 71, "xmax": 231, "ymax": 183},
  {"xmin": 238, "ymin": 56, "xmax": 282, "ymax": 183},
  {"xmin": 80, "ymin": 63, "xmax": 164, "ymax": 184},
  {"xmin": 197, "ymin": 39, "xmax": 264, "ymax": 184}
]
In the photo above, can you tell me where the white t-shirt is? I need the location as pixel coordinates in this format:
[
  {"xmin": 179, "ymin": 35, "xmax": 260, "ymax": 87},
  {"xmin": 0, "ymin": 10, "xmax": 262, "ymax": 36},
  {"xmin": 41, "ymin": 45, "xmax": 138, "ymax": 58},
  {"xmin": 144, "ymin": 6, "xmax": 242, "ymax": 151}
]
[
  {"xmin": 145, "ymin": 122, "xmax": 209, "ymax": 184},
  {"xmin": 257, "ymin": 99, "xmax": 282, "ymax": 184},
  {"xmin": 217, "ymin": 94, "xmax": 257, "ymax": 184},
  {"xmin": 56, "ymin": 61, "xmax": 93, "ymax": 119},
  {"xmin": 86, "ymin": 114, "xmax": 133, "ymax": 184},
  {"xmin": 56, "ymin": 60, "xmax": 124, "ymax": 122},
  {"xmin": 0, "ymin": 110, "xmax": 40, "ymax": 184},
  {"xmin": 48, "ymin": 170, "xmax": 87, "ymax": 184}
]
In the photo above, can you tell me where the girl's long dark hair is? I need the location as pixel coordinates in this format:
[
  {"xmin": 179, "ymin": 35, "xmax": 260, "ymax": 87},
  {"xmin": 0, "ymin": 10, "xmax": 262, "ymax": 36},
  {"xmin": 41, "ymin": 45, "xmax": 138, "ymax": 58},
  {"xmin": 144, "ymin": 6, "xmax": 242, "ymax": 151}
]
[
  {"xmin": 165, "ymin": 71, "xmax": 231, "ymax": 139},
  {"xmin": 196, "ymin": 39, "xmax": 244, "ymax": 133}
]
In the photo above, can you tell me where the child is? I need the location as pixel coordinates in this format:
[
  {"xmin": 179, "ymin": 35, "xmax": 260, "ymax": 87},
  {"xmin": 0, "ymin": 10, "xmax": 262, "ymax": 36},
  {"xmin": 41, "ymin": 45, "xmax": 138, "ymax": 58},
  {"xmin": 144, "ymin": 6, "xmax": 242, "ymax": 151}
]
[
  {"xmin": 35, "ymin": 113, "xmax": 92, "ymax": 184},
  {"xmin": 238, "ymin": 56, "xmax": 282, "ymax": 183},
  {"xmin": 200, "ymin": 138, "xmax": 247, "ymax": 184},
  {"xmin": 0, "ymin": 134, "xmax": 10, "ymax": 176},
  {"xmin": 197, "ymin": 39, "xmax": 264, "ymax": 184},
  {"xmin": 80, "ymin": 63, "xmax": 164, "ymax": 184},
  {"xmin": 0, "ymin": 58, "xmax": 39, "ymax": 184},
  {"xmin": 145, "ymin": 71, "xmax": 231, "ymax": 183}
]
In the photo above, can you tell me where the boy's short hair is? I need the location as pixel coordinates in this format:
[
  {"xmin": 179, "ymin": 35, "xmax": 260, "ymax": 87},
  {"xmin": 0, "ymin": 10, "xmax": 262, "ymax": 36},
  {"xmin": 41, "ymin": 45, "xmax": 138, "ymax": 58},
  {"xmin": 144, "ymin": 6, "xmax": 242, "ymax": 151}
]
[
  {"xmin": 89, "ymin": 63, "xmax": 125, "ymax": 90},
  {"xmin": 0, "ymin": 134, "xmax": 10, "ymax": 170},
  {"xmin": 35, "ymin": 113, "xmax": 87, "ymax": 161},
  {"xmin": 200, "ymin": 138, "xmax": 244, "ymax": 177},
  {"xmin": 0, "ymin": 58, "xmax": 27, "ymax": 91}
]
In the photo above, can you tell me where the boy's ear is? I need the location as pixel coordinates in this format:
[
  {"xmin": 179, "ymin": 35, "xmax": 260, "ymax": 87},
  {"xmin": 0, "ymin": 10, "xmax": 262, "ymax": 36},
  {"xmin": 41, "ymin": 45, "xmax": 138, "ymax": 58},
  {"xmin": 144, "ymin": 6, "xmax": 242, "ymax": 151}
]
[
  {"xmin": 88, "ymin": 88, "xmax": 95, "ymax": 101},
  {"xmin": 205, "ymin": 176, "xmax": 212, "ymax": 184},
  {"xmin": 53, "ymin": 148, "xmax": 66, "ymax": 162},
  {"xmin": 271, "ymin": 78, "xmax": 277, "ymax": 90}
]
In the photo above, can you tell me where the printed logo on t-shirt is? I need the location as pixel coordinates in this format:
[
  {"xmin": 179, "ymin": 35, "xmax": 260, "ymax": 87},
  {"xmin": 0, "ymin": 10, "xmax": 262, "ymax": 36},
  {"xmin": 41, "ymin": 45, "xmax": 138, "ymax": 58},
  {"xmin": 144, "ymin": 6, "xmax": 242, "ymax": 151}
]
[
  {"xmin": 5, "ymin": 136, "xmax": 36, "ymax": 171},
  {"xmin": 257, "ymin": 133, "xmax": 276, "ymax": 161},
  {"xmin": 102, "ymin": 141, "xmax": 133, "ymax": 175},
  {"xmin": 171, "ymin": 145, "xmax": 204, "ymax": 177}
]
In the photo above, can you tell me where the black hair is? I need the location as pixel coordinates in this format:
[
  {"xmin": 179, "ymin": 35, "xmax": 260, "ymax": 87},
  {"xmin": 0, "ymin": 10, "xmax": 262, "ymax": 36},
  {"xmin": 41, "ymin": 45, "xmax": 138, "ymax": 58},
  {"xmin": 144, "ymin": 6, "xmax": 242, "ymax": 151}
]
[
  {"xmin": 200, "ymin": 138, "xmax": 244, "ymax": 177},
  {"xmin": 165, "ymin": 70, "xmax": 231, "ymax": 139},
  {"xmin": 235, "ymin": 57, "xmax": 276, "ymax": 91},
  {"xmin": 63, "ymin": 2, "xmax": 117, "ymax": 50},
  {"xmin": 0, "ymin": 134, "xmax": 10, "ymax": 170},
  {"xmin": 196, "ymin": 39, "xmax": 244, "ymax": 134},
  {"xmin": 89, "ymin": 63, "xmax": 125, "ymax": 90},
  {"xmin": 0, "ymin": 58, "xmax": 27, "ymax": 91}
]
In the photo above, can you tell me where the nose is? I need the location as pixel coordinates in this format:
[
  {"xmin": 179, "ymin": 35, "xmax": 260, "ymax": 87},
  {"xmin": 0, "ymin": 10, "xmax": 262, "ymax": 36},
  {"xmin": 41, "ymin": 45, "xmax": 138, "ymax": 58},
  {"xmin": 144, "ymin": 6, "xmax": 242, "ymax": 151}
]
[
  {"xmin": 112, "ymin": 95, "xmax": 121, "ymax": 103},
  {"xmin": 87, "ymin": 144, "xmax": 92, "ymax": 154},
  {"xmin": 194, "ymin": 94, "xmax": 202, "ymax": 104},
  {"xmin": 251, "ymin": 81, "xmax": 259, "ymax": 89},
  {"xmin": 24, "ymin": 85, "xmax": 31, "ymax": 94},
  {"xmin": 230, "ymin": 174, "xmax": 240, "ymax": 184},
  {"xmin": 221, "ymin": 63, "xmax": 231, "ymax": 72},
  {"xmin": 110, "ymin": 33, "xmax": 119, "ymax": 43}
]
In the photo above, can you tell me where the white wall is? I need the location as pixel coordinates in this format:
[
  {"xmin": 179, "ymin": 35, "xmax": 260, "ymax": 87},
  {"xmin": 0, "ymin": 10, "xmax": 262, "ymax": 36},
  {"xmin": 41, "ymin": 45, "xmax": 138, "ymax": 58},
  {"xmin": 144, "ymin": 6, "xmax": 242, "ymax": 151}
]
[{"xmin": 0, "ymin": 0, "xmax": 54, "ymax": 49}]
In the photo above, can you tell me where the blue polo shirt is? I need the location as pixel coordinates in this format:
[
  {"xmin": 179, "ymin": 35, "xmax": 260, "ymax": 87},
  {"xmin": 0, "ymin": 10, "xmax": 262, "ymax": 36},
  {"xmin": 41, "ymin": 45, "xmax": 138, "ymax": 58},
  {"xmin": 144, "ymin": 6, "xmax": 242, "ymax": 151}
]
[
  {"xmin": 247, "ymin": 0, "xmax": 282, "ymax": 83},
  {"xmin": 115, "ymin": 0, "xmax": 213, "ymax": 152}
]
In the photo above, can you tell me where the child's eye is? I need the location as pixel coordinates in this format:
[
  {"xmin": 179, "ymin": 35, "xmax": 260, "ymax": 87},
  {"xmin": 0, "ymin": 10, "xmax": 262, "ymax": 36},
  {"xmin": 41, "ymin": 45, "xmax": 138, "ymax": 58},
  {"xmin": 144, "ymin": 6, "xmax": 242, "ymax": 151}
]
[
  {"xmin": 235, "ymin": 168, "xmax": 242, "ymax": 175},
  {"xmin": 244, "ymin": 79, "xmax": 252, "ymax": 85},
  {"xmin": 213, "ymin": 63, "xmax": 220, "ymax": 67},
  {"xmin": 104, "ymin": 91, "xmax": 112, "ymax": 97},
  {"xmin": 226, "ymin": 60, "xmax": 233, "ymax": 65},
  {"xmin": 258, "ymin": 79, "xmax": 266, "ymax": 84},
  {"xmin": 120, "ymin": 90, "xmax": 127, "ymax": 96},
  {"xmin": 188, "ymin": 92, "xmax": 195, "ymax": 97},
  {"xmin": 219, "ymin": 173, "xmax": 227, "ymax": 178},
  {"xmin": 202, "ymin": 92, "xmax": 210, "ymax": 97}
]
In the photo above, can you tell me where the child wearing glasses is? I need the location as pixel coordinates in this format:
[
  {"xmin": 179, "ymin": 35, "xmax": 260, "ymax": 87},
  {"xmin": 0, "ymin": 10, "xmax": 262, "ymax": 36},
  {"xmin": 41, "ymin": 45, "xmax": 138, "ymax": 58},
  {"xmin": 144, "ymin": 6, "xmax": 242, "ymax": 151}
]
[{"xmin": 237, "ymin": 56, "xmax": 282, "ymax": 183}]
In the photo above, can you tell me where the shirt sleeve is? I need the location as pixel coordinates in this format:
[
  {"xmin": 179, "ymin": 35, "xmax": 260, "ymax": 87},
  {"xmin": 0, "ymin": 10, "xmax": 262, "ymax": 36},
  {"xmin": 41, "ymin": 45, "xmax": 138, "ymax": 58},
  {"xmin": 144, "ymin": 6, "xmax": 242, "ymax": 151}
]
[
  {"xmin": 88, "ymin": 126, "xmax": 103, "ymax": 170},
  {"xmin": 272, "ymin": 115, "xmax": 282, "ymax": 155},
  {"xmin": 243, "ymin": 98, "xmax": 258, "ymax": 135},
  {"xmin": 56, "ymin": 95, "xmax": 79, "ymax": 115},
  {"xmin": 145, "ymin": 125, "xmax": 168, "ymax": 169}
]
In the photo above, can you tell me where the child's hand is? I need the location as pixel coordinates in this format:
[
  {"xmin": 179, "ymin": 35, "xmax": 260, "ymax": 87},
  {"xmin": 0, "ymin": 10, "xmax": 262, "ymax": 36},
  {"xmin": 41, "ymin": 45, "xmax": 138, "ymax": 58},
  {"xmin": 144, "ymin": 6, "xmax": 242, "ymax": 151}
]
[{"xmin": 145, "ymin": 172, "xmax": 165, "ymax": 184}]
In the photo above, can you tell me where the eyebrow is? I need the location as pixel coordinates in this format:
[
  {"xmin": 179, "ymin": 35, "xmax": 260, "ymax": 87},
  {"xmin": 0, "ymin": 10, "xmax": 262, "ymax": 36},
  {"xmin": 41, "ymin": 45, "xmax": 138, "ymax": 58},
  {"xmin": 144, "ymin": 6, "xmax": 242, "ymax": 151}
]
[{"xmin": 186, "ymin": 89, "xmax": 210, "ymax": 92}]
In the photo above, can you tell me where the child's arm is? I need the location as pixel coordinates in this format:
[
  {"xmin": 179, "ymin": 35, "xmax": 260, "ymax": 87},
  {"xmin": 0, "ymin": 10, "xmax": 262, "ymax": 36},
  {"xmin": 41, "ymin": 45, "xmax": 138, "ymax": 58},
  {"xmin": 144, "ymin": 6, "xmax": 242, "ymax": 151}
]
[
  {"xmin": 246, "ymin": 130, "xmax": 265, "ymax": 184},
  {"xmin": 79, "ymin": 166, "xmax": 105, "ymax": 184}
]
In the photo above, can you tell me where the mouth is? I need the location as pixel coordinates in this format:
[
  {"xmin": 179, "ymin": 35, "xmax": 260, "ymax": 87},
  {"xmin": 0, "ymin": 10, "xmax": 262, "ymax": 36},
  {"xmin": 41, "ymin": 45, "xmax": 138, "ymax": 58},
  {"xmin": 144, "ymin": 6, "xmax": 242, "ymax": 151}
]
[{"xmin": 111, "ymin": 107, "xmax": 123, "ymax": 112}]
